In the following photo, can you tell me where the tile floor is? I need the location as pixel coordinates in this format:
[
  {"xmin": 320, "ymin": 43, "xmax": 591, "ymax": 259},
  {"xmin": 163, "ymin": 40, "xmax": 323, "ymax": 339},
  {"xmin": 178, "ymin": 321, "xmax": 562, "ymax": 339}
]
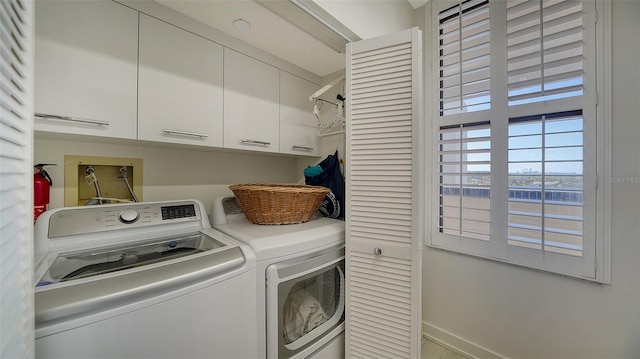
[{"xmin": 422, "ymin": 338, "xmax": 468, "ymax": 359}]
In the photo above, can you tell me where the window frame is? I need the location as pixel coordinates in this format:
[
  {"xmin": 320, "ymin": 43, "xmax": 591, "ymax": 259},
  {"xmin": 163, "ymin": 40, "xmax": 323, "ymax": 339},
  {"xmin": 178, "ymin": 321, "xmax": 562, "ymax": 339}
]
[{"xmin": 425, "ymin": 0, "xmax": 611, "ymax": 283}]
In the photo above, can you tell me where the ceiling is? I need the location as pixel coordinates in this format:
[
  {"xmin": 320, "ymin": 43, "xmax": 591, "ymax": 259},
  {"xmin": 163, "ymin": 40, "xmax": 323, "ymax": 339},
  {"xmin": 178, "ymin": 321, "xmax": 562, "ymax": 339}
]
[{"xmin": 155, "ymin": 0, "xmax": 427, "ymax": 78}]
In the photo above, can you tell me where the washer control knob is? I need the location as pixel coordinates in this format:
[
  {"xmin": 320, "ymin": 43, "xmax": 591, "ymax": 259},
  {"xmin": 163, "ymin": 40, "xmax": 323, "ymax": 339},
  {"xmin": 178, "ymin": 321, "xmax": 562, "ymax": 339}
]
[{"xmin": 119, "ymin": 209, "xmax": 139, "ymax": 224}]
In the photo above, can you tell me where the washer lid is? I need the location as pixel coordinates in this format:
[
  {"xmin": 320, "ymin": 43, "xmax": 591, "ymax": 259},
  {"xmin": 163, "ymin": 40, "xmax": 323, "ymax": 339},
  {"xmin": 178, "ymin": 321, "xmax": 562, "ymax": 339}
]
[
  {"xmin": 40, "ymin": 232, "xmax": 225, "ymax": 285},
  {"xmin": 35, "ymin": 242, "xmax": 246, "ymax": 326}
]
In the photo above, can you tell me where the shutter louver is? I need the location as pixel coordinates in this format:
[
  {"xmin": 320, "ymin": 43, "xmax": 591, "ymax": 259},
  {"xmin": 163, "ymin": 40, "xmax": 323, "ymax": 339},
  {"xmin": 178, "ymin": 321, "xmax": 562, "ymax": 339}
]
[
  {"xmin": 347, "ymin": 28, "xmax": 422, "ymax": 359},
  {"xmin": 438, "ymin": 0, "xmax": 490, "ymax": 116},
  {"xmin": 507, "ymin": 0, "xmax": 584, "ymax": 106},
  {"xmin": 0, "ymin": 0, "xmax": 34, "ymax": 358}
]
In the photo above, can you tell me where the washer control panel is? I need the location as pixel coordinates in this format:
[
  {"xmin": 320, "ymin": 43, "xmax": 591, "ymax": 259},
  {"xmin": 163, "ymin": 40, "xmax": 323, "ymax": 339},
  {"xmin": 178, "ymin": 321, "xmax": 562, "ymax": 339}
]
[{"xmin": 46, "ymin": 200, "xmax": 202, "ymax": 239}]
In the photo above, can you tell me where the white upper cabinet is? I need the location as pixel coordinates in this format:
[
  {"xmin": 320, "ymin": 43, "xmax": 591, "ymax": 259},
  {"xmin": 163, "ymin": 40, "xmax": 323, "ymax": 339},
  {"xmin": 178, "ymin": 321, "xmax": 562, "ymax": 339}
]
[
  {"xmin": 223, "ymin": 49, "xmax": 280, "ymax": 153},
  {"xmin": 138, "ymin": 15, "xmax": 224, "ymax": 147},
  {"xmin": 34, "ymin": 0, "xmax": 138, "ymax": 139},
  {"xmin": 279, "ymin": 72, "xmax": 320, "ymax": 157}
]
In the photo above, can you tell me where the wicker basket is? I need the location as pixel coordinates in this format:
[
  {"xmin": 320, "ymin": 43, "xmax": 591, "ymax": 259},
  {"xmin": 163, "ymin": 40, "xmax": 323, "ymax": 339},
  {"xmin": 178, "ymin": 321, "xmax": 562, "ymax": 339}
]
[{"xmin": 229, "ymin": 183, "xmax": 329, "ymax": 225}]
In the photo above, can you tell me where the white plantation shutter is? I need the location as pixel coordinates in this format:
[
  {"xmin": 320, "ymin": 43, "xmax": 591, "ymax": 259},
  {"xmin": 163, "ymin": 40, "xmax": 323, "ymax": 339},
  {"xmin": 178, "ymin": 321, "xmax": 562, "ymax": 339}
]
[
  {"xmin": 346, "ymin": 28, "xmax": 422, "ymax": 358},
  {"xmin": 507, "ymin": 110, "xmax": 585, "ymax": 256},
  {"xmin": 438, "ymin": 121, "xmax": 491, "ymax": 241},
  {"xmin": 507, "ymin": 0, "xmax": 584, "ymax": 107},
  {"xmin": 0, "ymin": 0, "xmax": 35, "ymax": 358},
  {"xmin": 432, "ymin": 0, "xmax": 494, "ymax": 256},
  {"xmin": 430, "ymin": 0, "xmax": 601, "ymax": 280},
  {"xmin": 438, "ymin": 0, "xmax": 491, "ymax": 116},
  {"xmin": 504, "ymin": 0, "xmax": 596, "ymax": 276}
]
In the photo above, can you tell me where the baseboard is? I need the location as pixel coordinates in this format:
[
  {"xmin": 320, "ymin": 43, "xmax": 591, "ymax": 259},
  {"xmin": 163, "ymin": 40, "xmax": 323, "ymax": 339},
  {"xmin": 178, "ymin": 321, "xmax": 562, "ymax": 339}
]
[{"xmin": 422, "ymin": 322, "xmax": 507, "ymax": 359}]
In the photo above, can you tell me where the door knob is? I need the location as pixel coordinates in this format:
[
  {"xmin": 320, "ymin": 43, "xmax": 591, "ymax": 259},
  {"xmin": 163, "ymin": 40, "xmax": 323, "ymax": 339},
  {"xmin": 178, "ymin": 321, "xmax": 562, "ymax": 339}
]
[{"xmin": 373, "ymin": 247, "xmax": 382, "ymax": 256}]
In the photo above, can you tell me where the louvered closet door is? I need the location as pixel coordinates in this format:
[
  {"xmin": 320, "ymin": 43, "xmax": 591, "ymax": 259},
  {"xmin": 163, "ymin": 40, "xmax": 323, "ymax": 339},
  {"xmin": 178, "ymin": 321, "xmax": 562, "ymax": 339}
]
[
  {"xmin": 0, "ymin": 0, "xmax": 35, "ymax": 357},
  {"xmin": 346, "ymin": 27, "xmax": 423, "ymax": 359}
]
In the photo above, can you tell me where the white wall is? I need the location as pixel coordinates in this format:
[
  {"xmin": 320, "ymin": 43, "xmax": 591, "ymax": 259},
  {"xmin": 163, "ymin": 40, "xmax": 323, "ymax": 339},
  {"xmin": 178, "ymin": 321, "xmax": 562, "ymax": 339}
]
[
  {"xmin": 34, "ymin": 136, "xmax": 301, "ymax": 217},
  {"xmin": 422, "ymin": 1, "xmax": 640, "ymax": 358},
  {"xmin": 313, "ymin": 0, "xmax": 415, "ymax": 39}
]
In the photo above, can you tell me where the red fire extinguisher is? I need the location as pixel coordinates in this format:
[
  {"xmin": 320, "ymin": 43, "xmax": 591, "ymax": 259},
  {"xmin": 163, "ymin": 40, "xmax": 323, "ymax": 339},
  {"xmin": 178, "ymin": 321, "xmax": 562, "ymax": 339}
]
[{"xmin": 34, "ymin": 164, "xmax": 55, "ymax": 224}]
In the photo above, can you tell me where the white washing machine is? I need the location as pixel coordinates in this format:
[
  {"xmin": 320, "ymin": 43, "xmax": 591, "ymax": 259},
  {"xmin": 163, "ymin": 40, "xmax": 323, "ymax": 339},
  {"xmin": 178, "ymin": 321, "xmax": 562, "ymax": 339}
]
[
  {"xmin": 34, "ymin": 199, "xmax": 258, "ymax": 359},
  {"xmin": 211, "ymin": 196, "xmax": 346, "ymax": 359}
]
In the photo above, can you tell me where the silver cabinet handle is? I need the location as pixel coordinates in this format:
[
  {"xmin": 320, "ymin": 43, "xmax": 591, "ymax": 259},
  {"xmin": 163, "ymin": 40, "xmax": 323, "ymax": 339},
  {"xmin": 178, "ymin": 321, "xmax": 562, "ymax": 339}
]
[
  {"xmin": 162, "ymin": 129, "xmax": 208, "ymax": 138},
  {"xmin": 241, "ymin": 138, "xmax": 271, "ymax": 146},
  {"xmin": 373, "ymin": 247, "xmax": 383, "ymax": 256},
  {"xmin": 35, "ymin": 113, "xmax": 109, "ymax": 126},
  {"xmin": 292, "ymin": 145, "xmax": 314, "ymax": 152}
]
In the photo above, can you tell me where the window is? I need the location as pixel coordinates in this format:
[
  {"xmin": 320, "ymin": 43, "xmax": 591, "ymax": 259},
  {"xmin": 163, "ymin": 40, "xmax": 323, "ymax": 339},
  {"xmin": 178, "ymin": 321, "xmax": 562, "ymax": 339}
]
[{"xmin": 428, "ymin": 0, "xmax": 609, "ymax": 282}]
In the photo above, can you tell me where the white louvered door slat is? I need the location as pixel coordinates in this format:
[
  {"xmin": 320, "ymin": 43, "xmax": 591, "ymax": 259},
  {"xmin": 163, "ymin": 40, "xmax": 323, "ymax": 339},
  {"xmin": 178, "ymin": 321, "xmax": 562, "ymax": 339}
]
[
  {"xmin": 0, "ymin": 0, "xmax": 34, "ymax": 358},
  {"xmin": 346, "ymin": 27, "xmax": 423, "ymax": 359}
]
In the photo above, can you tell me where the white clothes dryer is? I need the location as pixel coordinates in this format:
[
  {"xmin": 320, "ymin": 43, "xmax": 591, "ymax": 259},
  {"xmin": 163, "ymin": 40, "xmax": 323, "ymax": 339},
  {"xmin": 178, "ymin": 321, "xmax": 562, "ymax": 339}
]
[
  {"xmin": 34, "ymin": 199, "xmax": 258, "ymax": 359},
  {"xmin": 211, "ymin": 196, "xmax": 345, "ymax": 359}
]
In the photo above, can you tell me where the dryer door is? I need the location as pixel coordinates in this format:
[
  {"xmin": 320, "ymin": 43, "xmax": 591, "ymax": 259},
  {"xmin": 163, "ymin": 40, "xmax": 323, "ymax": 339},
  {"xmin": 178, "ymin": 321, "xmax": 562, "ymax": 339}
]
[{"xmin": 266, "ymin": 246, "xmax": 345, "ymax": 359}]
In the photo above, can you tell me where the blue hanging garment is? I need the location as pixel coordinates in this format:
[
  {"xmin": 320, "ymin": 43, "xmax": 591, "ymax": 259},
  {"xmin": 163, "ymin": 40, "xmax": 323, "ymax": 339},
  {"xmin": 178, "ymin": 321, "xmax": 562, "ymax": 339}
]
[{"xmin": 304, "ymin": 150, "xmax": 345, "ymax": 220}]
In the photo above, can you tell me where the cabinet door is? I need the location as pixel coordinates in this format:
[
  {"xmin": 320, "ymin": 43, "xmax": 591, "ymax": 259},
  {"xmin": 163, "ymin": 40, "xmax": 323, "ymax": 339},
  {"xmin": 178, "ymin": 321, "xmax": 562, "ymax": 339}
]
[
  {"xmin": 138, "ymin": 15, "xmax": 224, "ymax": 147},
  {"xmin": 279, "ymin": 72, "xmax": 320, "ymax": 157},
  {"xmin": 224, "ymin": 49, "xmax": 279, "ymax": 153},
  {"xmin": 34, "ymin": 0, "xmax": 138, "ymax": 139},
  {"xmin": 346, "ymin": 28, "xmax": 423, "ymax": 359}
]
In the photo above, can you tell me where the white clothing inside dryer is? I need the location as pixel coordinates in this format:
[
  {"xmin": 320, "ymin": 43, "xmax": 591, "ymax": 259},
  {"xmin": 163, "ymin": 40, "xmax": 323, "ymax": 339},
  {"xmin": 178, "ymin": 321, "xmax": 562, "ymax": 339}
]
[{"xmin": 283, "ymin": 288, "xmax": 329, "ymax": 344}]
